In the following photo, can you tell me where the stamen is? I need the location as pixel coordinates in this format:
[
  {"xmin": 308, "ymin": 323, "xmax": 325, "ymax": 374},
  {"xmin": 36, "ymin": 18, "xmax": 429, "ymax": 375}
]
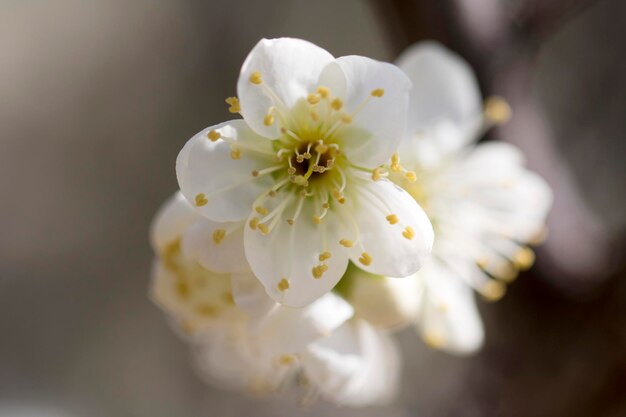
[
  {"xmin": 212, "ymin": 229, "xmax": 226, "ymax": 244},
  {"xmin": 405, "ymin": 171, "xmax": 417, "ymax": 182},
  {"xmin": 249, "ymin": 217, "xmax": 259, "ymax": 230},
  {"xmin": 481, "ymin": 280, "xmax": 506, "ymax": 302},
  {"xmin": 207, "ymin": 130, "xmax": 221, "ymax": 142},
  {"xmin": 255, "ymin": 206, "xmax": 269, "ymax": 216},
  {"xmin": 225, "ymin": 96, "xmax": 240, "ymax": 113},
  {"xmin": 386, "ymin": 214, "xmax": 398, "ymax": 225},
  {"xmin": 251, "ymin": 164, "xmax": 283, "ymax": 178},
  {"xmin": 194, "ymin": 193, "xmax": 208, "ymax": 207},
  {"xmin": 402, "ymin": 226, "xmax": 415, "ymax": 240},
  {"xmin": 316, "ymin": 86, "xmax": 330, "ymax": 98},
  {"xmin": 257, "ymin": 223, "xmax": 269, "ymax": 235},
  {"xmin": 249, "ymin": 71, "xmax": 263, "ymax": 84},
  {"xmin": 358, "ymin": 252, "xmax": 372, "ymax": 266},
  {"xmin": 312, "ymin": 264, "xmax": 329, "ymax": 279},
  {"xmin": 330, "ymin": 98, "xmax": 343, "ymax": 111},
  {"xmin": 319, "ymin": 251, "xmax": 332, "ymax": 261},
  {"xmin": 371, "ymin": 88, "xmax": 385, "ymax": 97},
  {"xmin": 513, "ymin": 247, "xmax": 535, "ymax": 271},
  {"xmin": 264, "ymin": 113, "xmax": 275, "ymax": 126},
  {"xmin": 230, "ymin": 146, "xmax": 241, "ymax": 160},
  {"xmin": 339, "ymin": 239, "xmax": 354, "ymax": 248},
  {"xmin": 287, "ymin": 194, "xmax": 306, "ymax": 225},
  {"xmin": 277, "ymin": 278, "xmax": 290, "ymax": 292},
  {"xmin": 307, "ymin": 93, "xmax": 321, "ymax": 105},
  {"xmin": 484, "ymin": 96, "xmax": 511, "ymax": 124}
]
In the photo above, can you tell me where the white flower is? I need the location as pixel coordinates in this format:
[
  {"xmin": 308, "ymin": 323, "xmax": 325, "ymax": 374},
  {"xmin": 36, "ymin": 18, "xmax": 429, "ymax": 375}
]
[
  {"xmin": 390, "ymin": 42, "xmax": 553, "ymax": 354},
  {"xmin": 150, "ymin": 192, "xmax": 400, "ymax": 406},
  {"xmin": 176, "ymin": 38, "xmax": 433, "ymax": 307}
]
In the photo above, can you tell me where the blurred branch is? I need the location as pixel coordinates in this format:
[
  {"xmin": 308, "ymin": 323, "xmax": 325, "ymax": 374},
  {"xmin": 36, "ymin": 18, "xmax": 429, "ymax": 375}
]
[{"xmin": 370, "ymin": 0, "xmax": 615, "ymax": 292}]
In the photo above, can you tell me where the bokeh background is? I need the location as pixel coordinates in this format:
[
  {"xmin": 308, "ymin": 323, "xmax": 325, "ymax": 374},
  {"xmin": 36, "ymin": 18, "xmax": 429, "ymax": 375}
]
[{"xmin": 1, "ymin": 1, "xmax": 625, "ymax": 416}]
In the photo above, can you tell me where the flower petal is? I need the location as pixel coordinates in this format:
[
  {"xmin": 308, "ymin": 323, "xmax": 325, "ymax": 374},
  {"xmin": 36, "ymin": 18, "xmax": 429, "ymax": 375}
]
[
  {"xmin": 238, "ymin": 38, "xmax": 335, "ymax": 139},
  {"xmin": 319, "ymin": 56, "xmax": 412, "ymax": 167},
  {"xmin": 395, "ymin": 41, "xmax": 482, "ymax": 141},
  {"xmin": 230, "ymin": 270, "xmax": 277, "ymax": 318},
  {"xmin": 181, "ymin": 218, "xmax": 248, "ymax": 273},
  {"xmin": 416, "ymin": 259, "xmax": 485, "ymax": 354},
  {"xmin": 301, "ymin": 319, "xmax": 400, "ymax": 407},
  {"xmin": 149, "ymin": 191, "xmax": 200, "ymax": 252},
  {"xmin": 344, "ymin": 177, "xmax": 433, "ymax": 277},
  {"xmin": 176, "ymin": 120, "xmax": 275, "ymax": 222},
  {"xmin": 252, "ymin": 292, "xmax": 354, "ymax": 357},
  {"xmin": 244, "ymin": 197, "xmax": 350, "ymax": 307}
]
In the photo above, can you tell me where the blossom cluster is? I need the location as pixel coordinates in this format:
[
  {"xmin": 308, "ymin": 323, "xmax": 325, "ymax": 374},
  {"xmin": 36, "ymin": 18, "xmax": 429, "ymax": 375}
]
[{"xmin": 149, "ymin": 38, "xmax": 552, "ymax": 406}]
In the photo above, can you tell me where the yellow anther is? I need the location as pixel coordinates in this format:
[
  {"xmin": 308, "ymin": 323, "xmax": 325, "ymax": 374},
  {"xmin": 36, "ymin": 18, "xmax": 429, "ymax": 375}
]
[
  {"xmin": 496, "ymin": 265, "xmax": 519, "ymax": 283},
  {"xmin": 371, "ymin": 88, "xmax": 385, "ymax": 98},
  {"xmin": 358, "ymin": 252, "xmax": 372, "ymax": 266},
  {"xmin": 402, "ymin": 227, "xmax": 415, "ymax": 240},
  {"xmin": 314, "ymin": 143, "xmax": 328, "ymax": 154},
  {"xmin": 312, "ymin": 264, "xmax": 328, "ymax": 279},
  {"xmin": 223, "ymin": 291, "xmax": 235, "ymax": 305},
  {"xmin": 312, "ymin": 215, "xmax": 321, "ymax": 225},
  {"xmin": 319, "ymin": 251, "xmax": 332, "ymax": 261},
  {"xmin": 391, "ymin": 152, "xmax": 400, "ymax": 166},
  {"xmin": 484, "ymin": 96, "xmax": 511, "ymax": 124},
  {"xmin": 278, "ymin": 278, "xmax": 290, "ymax": 292},
  {"xmin": 341, "ymin": 115, "xmax": 352, "ymax": 123},
  {"xmin": 476, "ymin": 256, "xmax": 490, "ymax": 269},
  {"xmin": 249, "ymin": 217, "xmax": 259, "ymax": 230},
  {"xmin": 279, "ymin": 354, "xmax": 296, "ymax": 366},
  {"xmin": 405, "ymin": 171, "xmax": 417, "ymax": 182},
  {"xmin": 386, "ymin": 214, "xmax": 399, "ymax": 225},
  {"xmin": 481, "ymin": 281, "xmax": 506, "ymax": 302},
  {"xmin": 175, "ymin": 280, "xmax": 190, "ymax": 299},
  {"xmin": 230, "ymin": 146, "xmax": 241, "ymax": 160},
  {"xmin": 307, "ymin": 93, "xmax": 321, "ymax": 105},
  {"xmin": 339, "ymin": 239, "xmax": 354, "ymax": 248},
  {"xmin": 195, "ymin": 303, "xmax": 218, "ymax": 318},
  {"xmin": 263, "ymin": 114, "xmax": 275, "ymax": 126},
  {"xmin": 268, "ymin": 190, "xmax": 277, "ymax": 197},
  {"xmin": 330, "ymin": 98, "xmax": 343, "ymax": 111},
  {"xmin": 287, "ymin": 167, "xmax": 296, "ymax": 175},
  {"xmin": 287, "ymin": 219, "xmax": 294, "ymax": 225},
  {"xmin": 372, "ymin": 167, "xmax": 384, "ymax": 181},
  {"xmin": 255, "ymin": 206, "xmax": 269, "ymax": 216},
  {"xmin": 423, "ymin": 330, "xmax": 446, "ymax": 349},
  {"xmin": 251, "ymin": 170, "xmax": 259, "ymax": 177},
  {"xmin": 207, "ymin": 130, "xmax": 221, "ymax": 141},
  {"xmin": 257, "ymin": 223, "xmax": 269, "ymax": 235},
  {"xmin": 194, "ymin": 193, "xmax": 208, "ymax": 207},
  {"xmin": 316, "ymin": 86, "xmax": 330, "ymax": 98},
  {"xmin": 212, "ymin": 229, "xmax": 226, "ymax": 244},
  {"xmin": 249, "ymin": 71, "xmax": 262, "ymax": 85},
  {"xmin": 513, "ymin": 247, "xmax": 535, "ymax": 271},
  {"xmin": 225, "ymin": 96, "xmax": 240, "ymax": 113},
  {"xmin": 310, "ymin": 110, "xmax": 320, "ymax": 121}
]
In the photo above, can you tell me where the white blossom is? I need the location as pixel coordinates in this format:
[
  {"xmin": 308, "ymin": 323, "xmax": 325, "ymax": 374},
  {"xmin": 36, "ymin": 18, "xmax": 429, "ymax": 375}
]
[
  {"xmin": 150, "ymin": 192, "xmax": 400, "ymax": 406},
  {"xmin": 389, "ymin": 42, "xmax": 553, "ymax": 354},
  {"xmin": 176, "ymin": 38, "xmax": 433, "ymax": 307}
]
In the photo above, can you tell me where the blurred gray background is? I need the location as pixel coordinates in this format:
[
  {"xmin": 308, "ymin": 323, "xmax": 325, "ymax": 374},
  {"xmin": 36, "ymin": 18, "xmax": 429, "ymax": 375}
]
[{"xmin": 1, "ymin": 1, "xmax": 625, "ymax": 416}]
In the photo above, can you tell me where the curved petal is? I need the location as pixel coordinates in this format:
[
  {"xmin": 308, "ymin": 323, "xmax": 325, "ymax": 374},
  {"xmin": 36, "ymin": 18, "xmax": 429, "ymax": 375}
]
[
  {"xmin": 244, "ymin": 196, "xmax": 350, "ymax": 307},
  {"xmin": 230, "ymin": 270, "xmax": 277, "ymax": 318},
  {"xmin": 416, "ymin": 259, "xmax": 485, "ymax": 354},
  {"xmin": 176, "ymin": 120, "xmax": 275, "ymax": 222},
  {"xmin": 345, "ymin": 266, "xmax": 421, "ymax": 330},
  {"xmin": 253, "ymin": 292, "xmax": 354, "ymax": 357},
  {"xmin": 320, "ymin": 56, "xmax": 412, "ymax": 167},
  {"xmin": 238, "ymin": 38, "xmax": 335, "ymax": 139},
  {"xmin": 344, "ymin": 177, "xmax": 434, "ymax": 277},
  {"xmin": 395, "ymin": 41, "xmax": 482, "ymax": 141},
  {"xmin": 149, "ymin": 191, "xmax": 200, "ymax": 252},
  {"xmin": 181, "ymin": 218, "xmax": 248, "ymax": 273},
  {"xmin": 301, "ymin": 319, "xmax": 400, "ymax": 407}
]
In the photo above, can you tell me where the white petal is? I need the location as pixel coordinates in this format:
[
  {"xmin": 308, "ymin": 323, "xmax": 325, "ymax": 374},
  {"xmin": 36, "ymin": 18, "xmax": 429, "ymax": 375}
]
[
  {"xmin": 345, "ymin": 177, "xmax": 434, "ymax": 277},
  {"xmin": 345, "ymin": 266, "xmax": 421, "ymax": 330},
  {"xmin": 238, "ymin": 38, "xmax": 335, "ymax": 138},
  {"xmin": 416, "ymin": 259, "xmax": 485, "ymax": 354},
  {"xmin": 301, "ymin": 320, "xmax": 400, "ymax": 407},
  {"xmin": 230, "ymin": 270, "xmax": 277, "ymax": 318},
  {"xmin": 253, "ymin": 292, "xmax": 354, "ymax": 357},
  {"xmin": 320, "ymin": 56, "xmax": 412, "ymax": 167},
  {"xmin": 396, "ymin": 41, "xmax": 482, "ymax": 141},
  {"xmin": 244, "ymin": 197, "xmax": 350, "ymax": 307},
  {"xmin": 181, "ymin": 218, "xmax": 248, "ymax": 273},
  {"xmin": 149, "ymin": 191, "xmax": 200, "ymax": 252},
  {"xmin": 176, "ymin": 120, "xmax": 275, "ymax": 222}
]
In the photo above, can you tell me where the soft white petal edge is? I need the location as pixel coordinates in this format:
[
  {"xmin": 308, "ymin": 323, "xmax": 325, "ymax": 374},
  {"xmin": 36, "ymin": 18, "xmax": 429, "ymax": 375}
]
[{"xmin": 150, "ymin": 191, "xmax": 200, "ymax": 252}]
